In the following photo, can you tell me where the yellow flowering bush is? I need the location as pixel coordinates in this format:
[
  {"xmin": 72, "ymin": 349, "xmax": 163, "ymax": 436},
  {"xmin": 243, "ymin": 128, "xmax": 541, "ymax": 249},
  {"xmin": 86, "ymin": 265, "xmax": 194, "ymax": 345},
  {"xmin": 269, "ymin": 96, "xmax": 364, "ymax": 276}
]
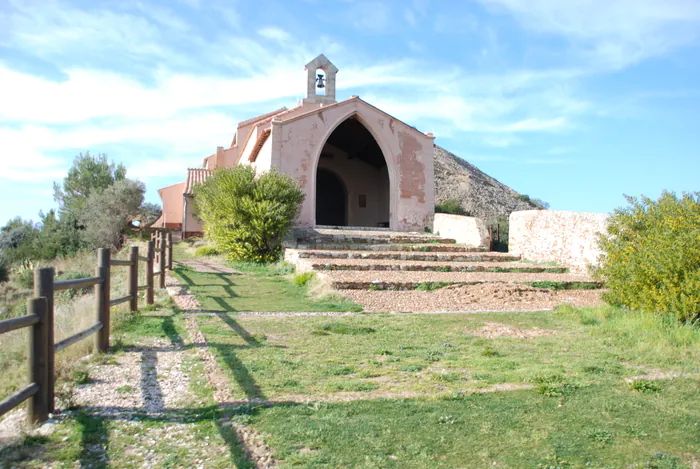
[{"xmin": 592, "ymin": 191, "xmax": 700, "ymax": 323}]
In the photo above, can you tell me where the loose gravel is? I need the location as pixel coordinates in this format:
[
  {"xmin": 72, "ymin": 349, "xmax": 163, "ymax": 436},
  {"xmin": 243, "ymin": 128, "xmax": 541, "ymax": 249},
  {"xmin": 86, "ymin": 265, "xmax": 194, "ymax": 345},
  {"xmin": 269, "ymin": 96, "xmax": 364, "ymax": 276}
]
[{"xmin": 340, "ymin": 283, "xmax": 604, "ymax": 312}]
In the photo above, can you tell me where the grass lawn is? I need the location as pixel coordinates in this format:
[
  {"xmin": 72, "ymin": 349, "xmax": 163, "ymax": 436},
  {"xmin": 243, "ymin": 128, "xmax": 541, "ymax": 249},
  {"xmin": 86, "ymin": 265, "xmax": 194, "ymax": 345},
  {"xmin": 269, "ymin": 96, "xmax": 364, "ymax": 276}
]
[
  {"xmin": 172, "ymin": 262, "xmax": 362, "ymax": 313},
  {"xmin": 194, "ymin": 307, "xmax": 700, "ymax": 468}
]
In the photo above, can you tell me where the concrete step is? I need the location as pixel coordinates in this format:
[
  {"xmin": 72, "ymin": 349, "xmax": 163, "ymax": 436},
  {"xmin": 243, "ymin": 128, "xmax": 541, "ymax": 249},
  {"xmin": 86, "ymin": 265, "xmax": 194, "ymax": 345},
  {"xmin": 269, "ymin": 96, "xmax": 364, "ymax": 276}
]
[
  {"xmin": 306, "ymin": 259, "xmax": 568, "ymax": 273},
  {"xmin": 296, "ymin": 243, "xmax": 485, "ymax": 252},
  {"xmin": 292, "ymin": 228, "xmax": 456, "ymax": 246},
  {"xmin": 287, "ymin": 249, "xmax": 521, "ymax": 263},
  {"xmin": 319, "ymin": 270, "xmax": 597, "ymax": 291},
  {"xmin": 330, "ymin": 280, "xmax": 603, "ymax": 291}
]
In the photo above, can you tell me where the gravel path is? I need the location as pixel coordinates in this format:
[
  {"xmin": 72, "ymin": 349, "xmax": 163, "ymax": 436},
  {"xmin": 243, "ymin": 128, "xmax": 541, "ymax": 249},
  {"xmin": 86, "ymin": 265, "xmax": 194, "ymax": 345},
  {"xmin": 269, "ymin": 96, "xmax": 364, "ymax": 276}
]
[
  {"xmin": 320, "ymin": 270, "xmax": 593, "ymax": 284},
  {"xmin": 340, "ymin": 283, "xmax": 604, "ymax": 312}
]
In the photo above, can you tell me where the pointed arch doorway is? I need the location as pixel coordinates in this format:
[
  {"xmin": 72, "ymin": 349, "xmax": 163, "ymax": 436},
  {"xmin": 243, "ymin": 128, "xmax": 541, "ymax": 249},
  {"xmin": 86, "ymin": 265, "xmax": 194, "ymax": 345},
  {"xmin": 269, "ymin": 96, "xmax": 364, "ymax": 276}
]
[
  {"xmin": 315, "ymin": 169, "xmax": 347, "ymax": 226},
  {"xmin": 315, "ymin": 116, "xmax": 390, "ymax": 228}
]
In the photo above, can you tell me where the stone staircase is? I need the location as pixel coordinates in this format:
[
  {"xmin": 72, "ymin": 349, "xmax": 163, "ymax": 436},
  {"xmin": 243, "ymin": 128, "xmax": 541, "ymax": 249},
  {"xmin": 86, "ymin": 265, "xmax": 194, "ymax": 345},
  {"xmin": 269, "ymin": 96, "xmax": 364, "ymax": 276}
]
[{"xmin": 285, "ymin": 228, "xmax": 600, "ymax": 294}]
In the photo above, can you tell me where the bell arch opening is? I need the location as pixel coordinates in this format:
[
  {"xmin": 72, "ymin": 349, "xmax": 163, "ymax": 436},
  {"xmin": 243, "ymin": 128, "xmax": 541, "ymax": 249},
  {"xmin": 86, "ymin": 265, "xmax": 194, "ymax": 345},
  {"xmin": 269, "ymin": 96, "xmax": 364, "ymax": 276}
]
[{"xmin": 315, "ymin": 116, "xmax": 390, "ymax": 228}]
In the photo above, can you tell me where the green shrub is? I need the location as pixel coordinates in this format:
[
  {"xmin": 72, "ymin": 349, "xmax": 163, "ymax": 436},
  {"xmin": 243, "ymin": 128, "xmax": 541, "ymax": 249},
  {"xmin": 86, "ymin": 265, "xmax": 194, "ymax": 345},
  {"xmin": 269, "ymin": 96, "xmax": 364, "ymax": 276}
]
[
  {"xmin": 435, "ymin": 199, "xmax": 469, "ymax": 216},
  {"xmin": 194, "ymin": 246, "xmax": 220, "ymax": 257},
  {"xmin": 194, "ymin": 166, "xmax": 304, "ymax": 263},
  {"xmin": 293, "ymin": 271, "xmax": 315, "ymax": 286},
  {"xmin": 591, "ymin": 191, "xmax": 700, "ymax": 323}
]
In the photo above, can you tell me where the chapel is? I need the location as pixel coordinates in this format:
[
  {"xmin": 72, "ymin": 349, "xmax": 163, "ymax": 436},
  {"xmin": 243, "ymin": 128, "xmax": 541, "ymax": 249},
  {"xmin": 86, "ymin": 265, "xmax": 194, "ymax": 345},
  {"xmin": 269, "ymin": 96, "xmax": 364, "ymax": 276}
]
[{"xmin": 154, "ymin": 54, "xmax": 436, "ymax": 237}]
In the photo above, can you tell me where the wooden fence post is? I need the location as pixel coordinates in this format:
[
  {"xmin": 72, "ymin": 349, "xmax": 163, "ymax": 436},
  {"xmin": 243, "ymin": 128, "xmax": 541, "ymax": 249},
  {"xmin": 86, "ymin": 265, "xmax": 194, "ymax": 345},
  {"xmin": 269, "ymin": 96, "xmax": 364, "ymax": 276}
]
[
  {"xmin": 128, "ymin": 246, "xmax": 139, "ymax": 312},
  {"xmin": 167, "ymin": 232, "xmax": 173, "ymax": 271},
  {"xmin": 33, "ymin": 267, "xmax": 54, "ymax": 413},
  {"xmin": 95, "ymin": 248, "xmax": 111, "ymax": 353},
  {"xmin": 27, "ymin": 297, "xmax": 48, "ymax": 425},
  {"xmin": 146, "ymin": 241, "xmax": 154, "ymax": 305},
  {"xmin": 159, "ymin": 230, "xmax": 166, "ymax": 289}
]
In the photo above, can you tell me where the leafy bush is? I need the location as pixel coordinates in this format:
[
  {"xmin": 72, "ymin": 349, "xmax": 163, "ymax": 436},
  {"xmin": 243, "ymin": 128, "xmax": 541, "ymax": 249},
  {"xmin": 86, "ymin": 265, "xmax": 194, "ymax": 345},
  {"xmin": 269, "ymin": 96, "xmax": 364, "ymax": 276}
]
[
  {"xmin": 194, "ymin": 166, "xmax": 305, "ymax": 263},
  {"xmin": 435, "ymin": 199, "xmax": 469, "ymax": 216},
  {"xmin": 592, "ymin": 191, "xmax": 700, "ymax": 323},
  {"xmin": 194, "ymin": 246, "xmax": 220, "ymax": 257}
]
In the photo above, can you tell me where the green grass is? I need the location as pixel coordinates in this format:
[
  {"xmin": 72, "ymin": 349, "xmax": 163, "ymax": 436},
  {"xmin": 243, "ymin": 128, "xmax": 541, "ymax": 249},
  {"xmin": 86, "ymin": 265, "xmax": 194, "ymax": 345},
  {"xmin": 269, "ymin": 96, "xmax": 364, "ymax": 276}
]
[
  {"xmin": 171, "ymin": 262, "xmax": 361, "ymax": 313},
  {"xmin": 189, "ymin": 302, "xmax": 700, "ymax": 468}
]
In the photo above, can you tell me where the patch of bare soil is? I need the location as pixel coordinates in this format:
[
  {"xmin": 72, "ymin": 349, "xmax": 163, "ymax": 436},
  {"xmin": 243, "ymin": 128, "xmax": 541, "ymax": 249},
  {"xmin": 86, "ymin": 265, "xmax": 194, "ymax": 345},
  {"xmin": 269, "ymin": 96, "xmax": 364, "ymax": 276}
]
[
  {"xmin": 473, "ymin": 322, "xmax": 558, "ymax": 339},
  {"xmin": 342, "ymin": 282, "xmax": 604, "ymax": 313}
]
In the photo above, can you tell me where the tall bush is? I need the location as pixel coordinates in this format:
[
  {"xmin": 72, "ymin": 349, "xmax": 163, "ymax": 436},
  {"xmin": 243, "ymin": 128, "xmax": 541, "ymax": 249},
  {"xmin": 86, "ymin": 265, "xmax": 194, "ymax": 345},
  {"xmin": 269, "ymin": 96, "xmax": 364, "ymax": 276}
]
[
  {"xmin": 194, "ymin": 166, "xmax": 305, "ymax": 263},
  {"xmin": 592, "ymin": 191, "xmax": 700, "ymax": 323}
]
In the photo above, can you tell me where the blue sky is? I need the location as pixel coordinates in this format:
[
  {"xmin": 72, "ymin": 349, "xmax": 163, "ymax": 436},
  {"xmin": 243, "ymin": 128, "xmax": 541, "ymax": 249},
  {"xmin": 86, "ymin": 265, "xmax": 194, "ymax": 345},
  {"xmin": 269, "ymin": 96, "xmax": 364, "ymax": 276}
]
[{"xmin": 1, "ymin": 0, "xmax": 699, "ymax": 226}]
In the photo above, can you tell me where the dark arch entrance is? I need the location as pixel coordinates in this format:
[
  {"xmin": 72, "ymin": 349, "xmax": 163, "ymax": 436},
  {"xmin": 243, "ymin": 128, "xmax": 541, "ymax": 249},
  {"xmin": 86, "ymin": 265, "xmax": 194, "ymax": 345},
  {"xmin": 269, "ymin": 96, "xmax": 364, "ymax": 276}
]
[
  {"xmin": 315, "ymin": 169, "xmax": 347, "ymax": 226},
  {"xmin": 315, "ymin": 116, "xmax": 390, "ymax": 228}
]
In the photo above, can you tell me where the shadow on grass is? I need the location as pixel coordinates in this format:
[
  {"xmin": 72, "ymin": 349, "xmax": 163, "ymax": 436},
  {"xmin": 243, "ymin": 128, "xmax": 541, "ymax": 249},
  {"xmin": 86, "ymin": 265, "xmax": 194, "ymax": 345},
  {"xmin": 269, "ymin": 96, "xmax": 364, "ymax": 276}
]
[{"xmin": 31, "ymin": 312, "xmax": 278, "ymax": 469}]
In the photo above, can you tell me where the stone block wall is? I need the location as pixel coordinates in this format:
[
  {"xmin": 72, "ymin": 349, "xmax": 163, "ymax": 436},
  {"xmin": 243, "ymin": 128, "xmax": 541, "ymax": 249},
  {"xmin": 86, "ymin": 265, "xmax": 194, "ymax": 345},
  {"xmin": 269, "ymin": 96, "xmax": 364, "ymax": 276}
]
[
  {"xmin": 509, "ymin": 210, "xmax": 609, "ymax": 272},
  {"xmin": 433, "ymin": 213, "xmax": 489, "ymax": 247}
]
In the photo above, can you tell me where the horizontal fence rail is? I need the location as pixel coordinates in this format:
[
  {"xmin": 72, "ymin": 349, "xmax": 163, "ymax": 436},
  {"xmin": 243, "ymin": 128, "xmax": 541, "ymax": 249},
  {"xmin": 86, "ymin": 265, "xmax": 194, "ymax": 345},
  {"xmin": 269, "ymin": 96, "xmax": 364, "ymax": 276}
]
[
  {"xmin": 55, "ymin": 322, "xmax": 103, "ymax": 353},
  {"xmin": 53, "ymin": 276, "xmax": 103, "ymax": 292},
  {"xmin": 0, "ymin": 314, "xmax": 39, "ymax": 335},
  {"xmin": 0, "ymin": 229, "xmax": 173, "ymax": 427}
]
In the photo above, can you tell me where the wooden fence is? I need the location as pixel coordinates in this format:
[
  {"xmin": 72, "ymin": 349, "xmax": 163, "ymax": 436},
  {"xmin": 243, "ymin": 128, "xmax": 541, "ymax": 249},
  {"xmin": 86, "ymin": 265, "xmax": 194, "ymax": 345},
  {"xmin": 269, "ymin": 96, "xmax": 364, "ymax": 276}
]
[{"xmin": 0, "ymin": 229, "xmax": 173, "ymax": 426}]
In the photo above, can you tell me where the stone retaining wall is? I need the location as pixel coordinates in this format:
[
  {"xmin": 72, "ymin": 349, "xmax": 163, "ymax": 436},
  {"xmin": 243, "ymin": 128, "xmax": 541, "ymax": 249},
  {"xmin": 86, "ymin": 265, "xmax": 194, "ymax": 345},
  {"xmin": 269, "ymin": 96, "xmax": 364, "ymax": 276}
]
[
  {"xmin": 509, "ymin": 210, "xmax": 609, "ymax": 273},
  {"xmin": 433, "ymin": 214, "xmax": 489, "ymax": 247}
]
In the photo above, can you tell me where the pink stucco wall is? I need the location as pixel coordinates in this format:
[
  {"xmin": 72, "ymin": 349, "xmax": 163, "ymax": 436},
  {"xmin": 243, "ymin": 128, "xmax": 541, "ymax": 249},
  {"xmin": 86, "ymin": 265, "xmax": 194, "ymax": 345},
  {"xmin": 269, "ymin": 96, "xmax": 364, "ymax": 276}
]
[
  {"xmin": 270, "ymin": 97, "xmax": 435, "ymax": 232},
  {"xmin": 157, "ymin": 182, "xmax": 185, "ymax": 227}
]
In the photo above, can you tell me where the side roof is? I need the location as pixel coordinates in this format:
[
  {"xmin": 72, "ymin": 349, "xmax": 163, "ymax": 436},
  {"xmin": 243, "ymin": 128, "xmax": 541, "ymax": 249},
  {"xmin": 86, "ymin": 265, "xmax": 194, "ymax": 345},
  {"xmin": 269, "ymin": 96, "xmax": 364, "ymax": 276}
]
[{"xmin": 184, "ymin": 168, "xmax": 213, "ymax": 195}]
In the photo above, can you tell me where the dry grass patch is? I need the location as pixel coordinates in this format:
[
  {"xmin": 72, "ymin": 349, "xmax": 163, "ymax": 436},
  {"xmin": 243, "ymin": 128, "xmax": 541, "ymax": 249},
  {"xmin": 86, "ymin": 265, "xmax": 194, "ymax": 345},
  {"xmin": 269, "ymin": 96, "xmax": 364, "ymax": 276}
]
[{"xmin": 472, "ymin": 322, "xmax": 559, "ymax": 339}]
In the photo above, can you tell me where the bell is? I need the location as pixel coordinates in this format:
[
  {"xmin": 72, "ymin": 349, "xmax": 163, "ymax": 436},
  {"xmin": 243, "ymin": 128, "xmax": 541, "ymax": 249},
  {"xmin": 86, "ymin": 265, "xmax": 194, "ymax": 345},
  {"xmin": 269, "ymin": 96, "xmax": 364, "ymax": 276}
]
[{"xmin": 316, "ymin": 73, "xmax": 326, "ymax": 89}]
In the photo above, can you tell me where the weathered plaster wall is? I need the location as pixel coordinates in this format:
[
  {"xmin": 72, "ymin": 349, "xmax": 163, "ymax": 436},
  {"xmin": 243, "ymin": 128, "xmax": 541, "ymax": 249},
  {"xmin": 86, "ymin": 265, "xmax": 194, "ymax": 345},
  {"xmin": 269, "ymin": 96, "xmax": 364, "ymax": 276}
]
[
  {"xmin": 317, "ymin": 155, "xmax": 389, "ymax": 227},
  {"xmin": 157, "ymin": 182, "xmax": 185, "ymax": 226},
  {"xmin": 272, "ymin": 97, "xmax": 435, "ymax": 232},
  {"xmin": 183, "ymin": 196, "xmax": 203, "ymax": 236},
  {"xmin": 509, "ymin": 210, "xmax": 609, "ymax": 272},
  {"xmin": 433, "ymin": 214, "xmax": 489, "ymax": 247}
]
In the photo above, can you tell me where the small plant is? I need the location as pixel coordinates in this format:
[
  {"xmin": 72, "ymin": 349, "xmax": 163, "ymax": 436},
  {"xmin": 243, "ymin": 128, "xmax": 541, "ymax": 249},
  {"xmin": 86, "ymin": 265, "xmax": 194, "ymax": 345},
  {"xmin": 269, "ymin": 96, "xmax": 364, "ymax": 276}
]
[
  {"xmin": 425, "ymin": 350, "xmax": 444, "ymax": 362},
  {"xmin": 11, "ymin": 260, "xmax": 34, "ymax": 289},
  {"xmin": 588, "ymin": 429, "xmax": 614, "ymax": 444},
  {"xmin": 399, "ymin": 364, "xmax": 424, "ymax": 372},
  {"xmin": 72, "ymin": 367, "xmax": 91, "ymax": 385},
  {"xmin": 294, "ymin": 271, "xmax": 315, "ymax": 287},
  {"xmin": 194, "ymin": 246, "xmax": 220, "ymax": 257},
  {"xmin": 116, "ymin": 385, "xmax": 135, "ymax": 393},
  {"xmin": 415, "ymin": 282, "xmax": 450, "ymax": 291},
  {"xmin": 435, "ymin": 199, "xmax": 469, "ymax": 216},
  {"xmin": 327, "ymin": 365, "xmax": 355, "ymax": 376},
  {"xmin": 628, "ymin": 379, "xmax": 661, "ymax": 393},
  {"xmin": 481, "ymin": 346, "xmax": 501, "ymax": 357}
]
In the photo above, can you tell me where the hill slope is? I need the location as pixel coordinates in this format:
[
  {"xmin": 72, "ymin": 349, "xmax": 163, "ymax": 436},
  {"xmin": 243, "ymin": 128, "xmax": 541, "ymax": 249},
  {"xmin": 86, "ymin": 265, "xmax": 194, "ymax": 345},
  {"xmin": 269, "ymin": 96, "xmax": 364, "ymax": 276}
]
[{"xmin": 433, "ymin": 145, "xmax": 539, "ymax": 219}]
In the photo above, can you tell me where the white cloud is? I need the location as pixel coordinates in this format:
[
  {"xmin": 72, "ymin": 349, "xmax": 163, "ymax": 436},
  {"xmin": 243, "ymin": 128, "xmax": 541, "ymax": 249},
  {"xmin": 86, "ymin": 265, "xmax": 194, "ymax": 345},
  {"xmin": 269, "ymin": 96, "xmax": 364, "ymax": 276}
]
[
  {"xmin": 258, "ymin": 27, "xmax": 291, "ymax": 42},
  {"xmin": 478, "ymin": 0, "xmax": 700, "ymax": 68}
]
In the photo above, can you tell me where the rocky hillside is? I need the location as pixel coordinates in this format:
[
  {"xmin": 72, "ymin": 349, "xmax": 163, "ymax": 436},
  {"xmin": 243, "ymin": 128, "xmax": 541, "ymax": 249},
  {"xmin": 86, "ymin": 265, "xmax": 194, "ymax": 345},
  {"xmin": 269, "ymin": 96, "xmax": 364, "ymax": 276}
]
[{"xmin": 433, "ymin": 145, "xmax": 539, "ymax": 219}]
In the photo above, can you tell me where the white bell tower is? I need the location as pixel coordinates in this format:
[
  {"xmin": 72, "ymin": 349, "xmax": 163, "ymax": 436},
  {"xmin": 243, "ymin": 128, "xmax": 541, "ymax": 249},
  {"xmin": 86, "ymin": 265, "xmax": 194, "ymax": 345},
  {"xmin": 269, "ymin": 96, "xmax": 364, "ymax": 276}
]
[{"xmin": 303, "ymin": 54, "xmax": 338, "ymax": 104}]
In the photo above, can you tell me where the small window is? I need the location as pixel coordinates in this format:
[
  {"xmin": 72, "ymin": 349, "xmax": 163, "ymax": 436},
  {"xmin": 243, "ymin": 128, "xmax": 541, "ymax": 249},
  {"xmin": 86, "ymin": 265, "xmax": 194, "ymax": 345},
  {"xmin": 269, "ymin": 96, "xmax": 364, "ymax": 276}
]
[{"xmin": 359, "ymin": 194, "xmax": 367, "ymax": 208}]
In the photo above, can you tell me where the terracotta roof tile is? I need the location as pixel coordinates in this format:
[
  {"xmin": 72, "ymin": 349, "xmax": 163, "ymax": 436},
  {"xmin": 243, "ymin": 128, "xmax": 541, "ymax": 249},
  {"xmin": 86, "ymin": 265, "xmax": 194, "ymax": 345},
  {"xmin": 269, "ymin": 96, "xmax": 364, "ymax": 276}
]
[
  {"xmin": 248, "ymin": 129, "xmax": 271, "ymax": 163},
  {"xmin": 184, "ymin": 168, "xmax": 213, "ymax": 195}
]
